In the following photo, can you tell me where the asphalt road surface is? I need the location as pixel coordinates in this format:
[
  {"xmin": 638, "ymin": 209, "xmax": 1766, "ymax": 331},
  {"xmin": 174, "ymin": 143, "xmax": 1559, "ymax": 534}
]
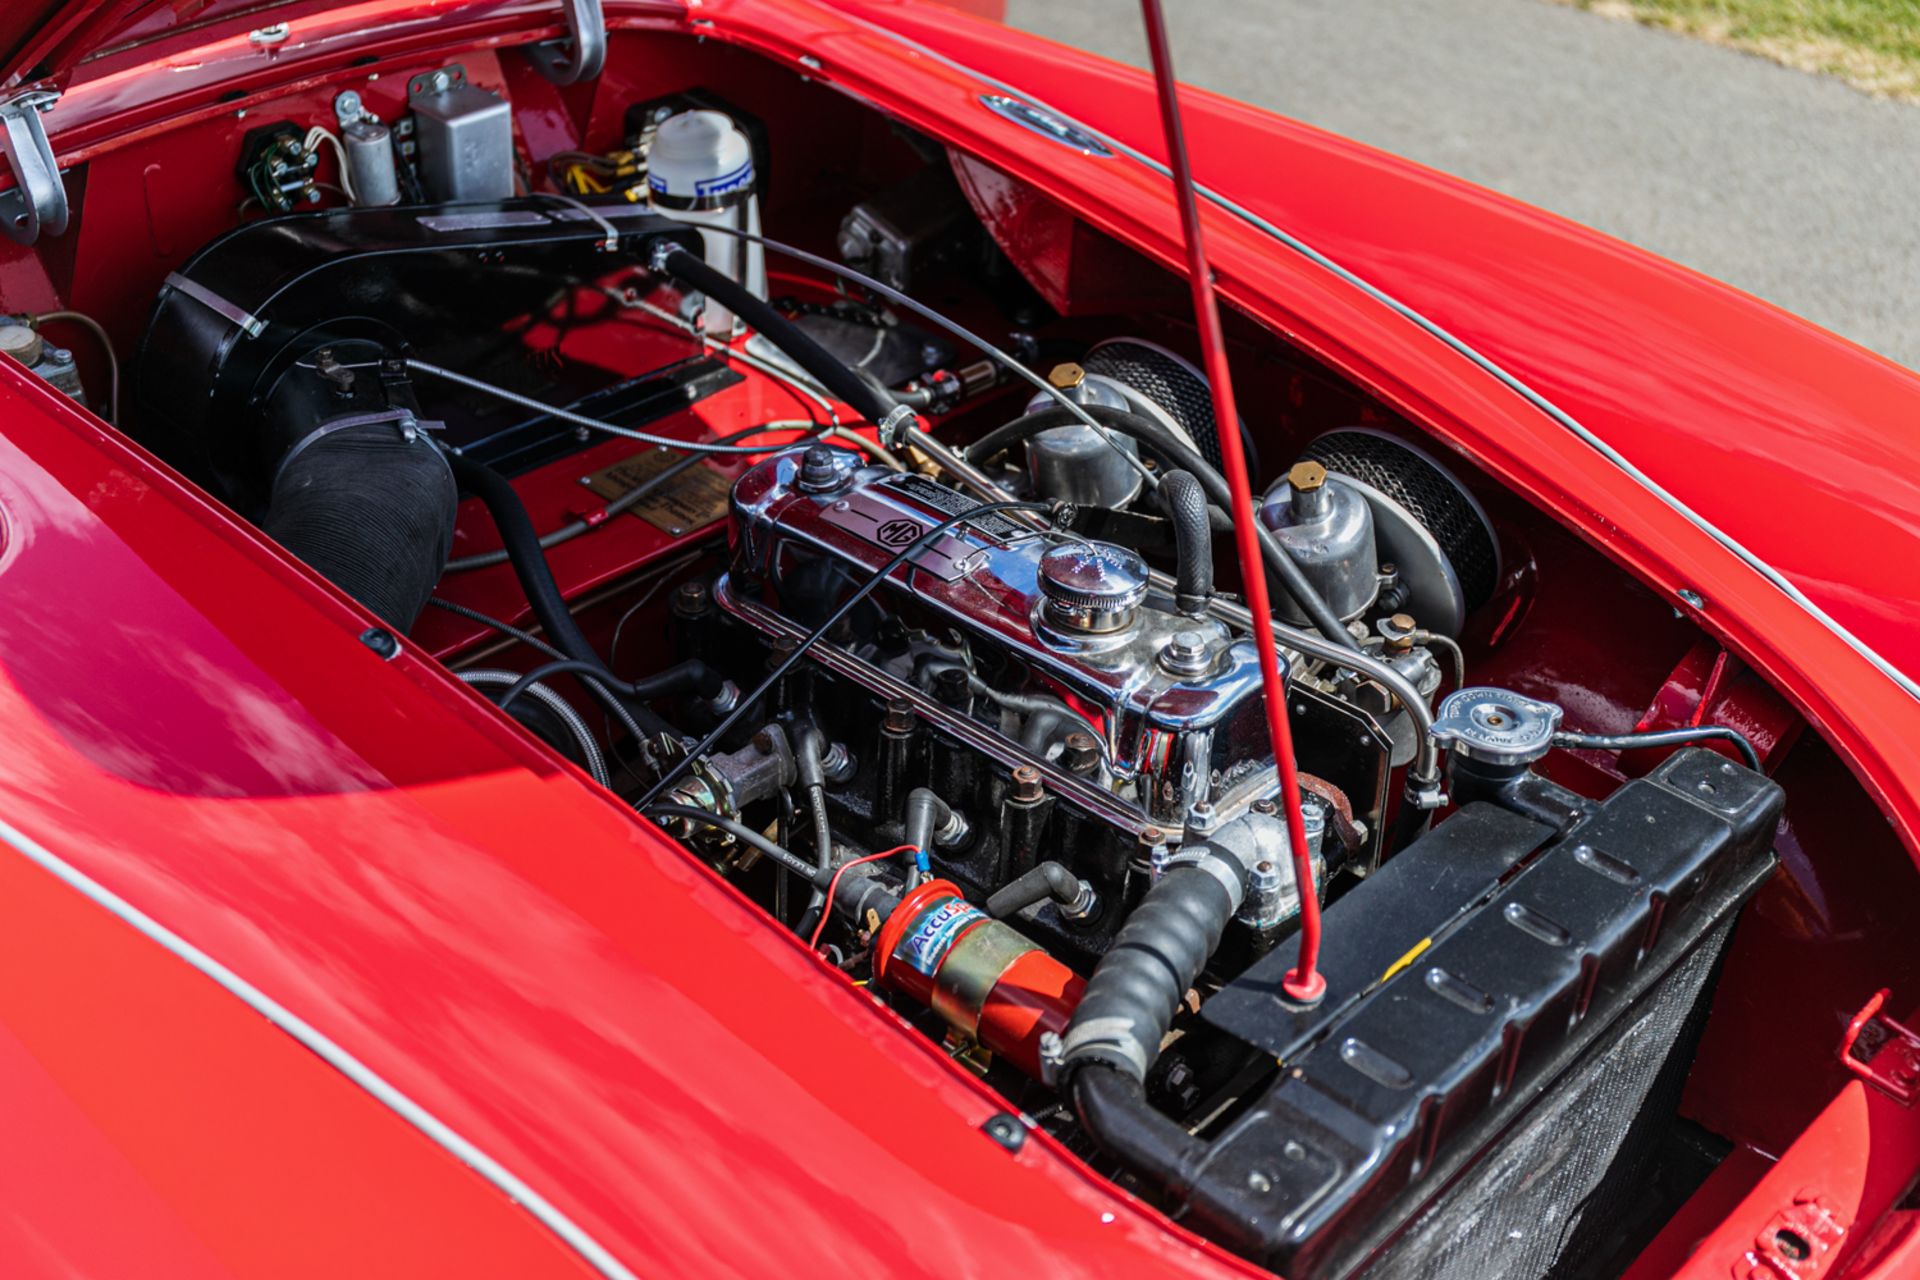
[{"xmin": 1005, "ymin": 0, "xmax": 1920, "ymax": 372}]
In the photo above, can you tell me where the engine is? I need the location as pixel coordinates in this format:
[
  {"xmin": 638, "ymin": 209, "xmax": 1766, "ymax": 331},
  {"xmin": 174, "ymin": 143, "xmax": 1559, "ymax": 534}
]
[{"xmin": 120, "ymin": 83, "xmax": 1789, "ymax": 1280}]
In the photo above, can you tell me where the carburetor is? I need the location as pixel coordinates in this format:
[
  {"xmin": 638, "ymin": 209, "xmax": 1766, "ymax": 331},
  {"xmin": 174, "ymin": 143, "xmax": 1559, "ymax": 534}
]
[{"xmin": 717, "ymin": 446, "xmax": 1283, "ymax": 828}]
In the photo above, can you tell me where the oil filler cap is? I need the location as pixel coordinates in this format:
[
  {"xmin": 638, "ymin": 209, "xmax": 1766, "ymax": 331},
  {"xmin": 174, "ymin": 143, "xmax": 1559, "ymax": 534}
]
[
  {"xmin": 1038, "ymin": 541, "xmax": 1149, "ymax": 635},
  {"xmin": 1430, "ymin": 686, "xmax": 1562, "ymax": 768}
]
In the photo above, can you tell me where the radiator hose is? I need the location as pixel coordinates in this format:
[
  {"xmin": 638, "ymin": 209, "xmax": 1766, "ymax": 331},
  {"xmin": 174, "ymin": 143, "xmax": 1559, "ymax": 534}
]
[{"xmin": 1059, "ymin": 812, "xmax": 1282, "ymax": 1203}]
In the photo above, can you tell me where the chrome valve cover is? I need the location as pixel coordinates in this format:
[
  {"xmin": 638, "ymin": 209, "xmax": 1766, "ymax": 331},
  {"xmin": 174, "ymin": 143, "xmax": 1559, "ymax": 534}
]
[{"xmin": 723, "ymin": 450, "xmax": 1281, "ymax": 823}]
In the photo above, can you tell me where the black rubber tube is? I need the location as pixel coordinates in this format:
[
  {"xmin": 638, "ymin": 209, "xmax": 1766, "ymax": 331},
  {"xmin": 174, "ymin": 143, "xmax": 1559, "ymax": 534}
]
[
  {"xmin": 986, "ymin": 860, "xmax": 1084, "ymax": 919},
  {"xmin": 657, "ymin": 247, "xmax": 896, "ymax": 425},
  {"xmin": 1158, "ymin": 469, "xmax": 1214, "ymax": 617},
  {"xmin": 1061, "ymin": 863, "xmax": 1239, "ymax": 1081},
  {"xmin": 495, "ymin": 658, "xmax": 722, "ymax": 713},
  {"xmin": 448, "ymin": 452, "xmax": 676, "ymax": 737},
  {"xmin": 1554, "ymin": 726, "xmax": 1762, "ymax": 772},
  {"xmin": 968, "ymin": 405, "xmax": 1359, "ymax": 650},
  {"xmin": 264, "ymin": 425, "xmax": 457, "ymax": 630},
  {"xmin": 1057, "ymin": 855, "xmax": 1252, "ymax": 1222},
  {"xmin": 1067, "ymin": 1065, "xmax": 1210, "ymax": 1205},
  {"xmin": 903, "ymin": 787, "xmax": 955, "ymax": 862}
]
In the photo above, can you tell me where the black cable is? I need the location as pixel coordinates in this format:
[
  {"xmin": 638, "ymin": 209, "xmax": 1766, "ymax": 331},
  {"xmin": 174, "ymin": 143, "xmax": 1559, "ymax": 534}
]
[
  {"xmin": 642, "ymin": 804, "xmax": 830, "ymax": 887},
  {"xmin": 496, "ymin": 657, "xmax": 722, "ymax": 712},
  {"xmin": 1554, "ymin": 726, "xmax": 1762, "ymax": 772},
  {"xmin": 636, "ymin": 499, "xmax": 1051, "ymax": 809},
  {"xmin": 426, "ymin": 596, "xmax": 652, "ymax": 748},
  {"xmin": 427, "ymin": 597, "xmax": 568, "ymax": 661},
  {"xmin": 970, "ymin": 404, "xmax": 1360, "ymax": 651},
  {"xmin": 445, "ymin": 420, "xmax": 823, "ymax": 573}
]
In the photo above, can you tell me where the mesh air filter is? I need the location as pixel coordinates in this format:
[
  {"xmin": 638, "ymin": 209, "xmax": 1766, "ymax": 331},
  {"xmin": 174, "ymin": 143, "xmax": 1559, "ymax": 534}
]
[{"xmin": 1083, "ymin": 338, "xmax": 1226, "ymax": 469}]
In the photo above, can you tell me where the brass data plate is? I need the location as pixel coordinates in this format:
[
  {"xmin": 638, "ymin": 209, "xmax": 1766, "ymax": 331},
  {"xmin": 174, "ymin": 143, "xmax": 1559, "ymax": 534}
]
[{"xmin": 583, "ymin": 446, "xmax": 732, "ymax": 535}]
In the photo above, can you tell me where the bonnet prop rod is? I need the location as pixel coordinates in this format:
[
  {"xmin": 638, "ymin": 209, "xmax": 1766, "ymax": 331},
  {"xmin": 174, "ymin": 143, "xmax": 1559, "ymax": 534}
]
[{"xmin": 1137, "ymin": 0, "xmax": 1325, "ymax": 1002}]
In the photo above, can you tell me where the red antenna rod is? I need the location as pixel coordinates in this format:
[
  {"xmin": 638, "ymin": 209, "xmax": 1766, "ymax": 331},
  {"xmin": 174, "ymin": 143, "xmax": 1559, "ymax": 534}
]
[{"xmin": 1137, "ymin": 0, "xmax": 1325, "ymax": 1003}]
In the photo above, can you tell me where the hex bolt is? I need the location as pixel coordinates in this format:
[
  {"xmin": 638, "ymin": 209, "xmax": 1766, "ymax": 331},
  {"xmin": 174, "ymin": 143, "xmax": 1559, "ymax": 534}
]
[
  {"xmin": 883, "ymin": 698, "xmax": 916, "ymax": 734},
  {"xmin": 1010, "ymin": 765, "xmax": 1044, "ymax": 804},
  {"xmin": 671, "ymin": 580, "xmax": 711, "ymax": 618},
  {"xmin": 1062, "ymin": 732, "xmax": 1100, "ymax": 775}
]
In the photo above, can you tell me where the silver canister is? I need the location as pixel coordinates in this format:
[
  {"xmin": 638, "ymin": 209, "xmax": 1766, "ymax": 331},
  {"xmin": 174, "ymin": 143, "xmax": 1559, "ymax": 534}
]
[
  {"xmin": 1021, "ymin": 363, "xmax": 1143, "ymax": 509},
  {"xmin": 342, "ymin": 120, "xmax": 401, "ymax": 207},
  {"xmin": 1260, "ymin": 460, "xmax": 1380, "ymax": 624}
]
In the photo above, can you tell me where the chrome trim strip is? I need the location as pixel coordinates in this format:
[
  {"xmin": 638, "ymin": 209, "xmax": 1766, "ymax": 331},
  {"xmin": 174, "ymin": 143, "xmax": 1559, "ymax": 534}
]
[
  {"xmin": 0, "ymin": 814, "xmax": 640, "ymax": 1280},
  {"xmin": 847, "ymin": 18, "xmax": 1920, "ymax": 702}
]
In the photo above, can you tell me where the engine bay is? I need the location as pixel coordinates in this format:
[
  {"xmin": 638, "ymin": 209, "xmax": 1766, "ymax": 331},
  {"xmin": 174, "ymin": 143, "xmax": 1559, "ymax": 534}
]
[{"xmin": 5, "ymin": 28, "xmax": 1912, "ymax": 1279}]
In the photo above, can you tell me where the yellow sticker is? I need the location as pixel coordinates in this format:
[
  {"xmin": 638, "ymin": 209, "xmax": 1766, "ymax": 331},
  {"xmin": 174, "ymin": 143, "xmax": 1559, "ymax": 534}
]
[{"xmin": 1379, "ymin": 936, "xmax": 1433, "ymax": 985}]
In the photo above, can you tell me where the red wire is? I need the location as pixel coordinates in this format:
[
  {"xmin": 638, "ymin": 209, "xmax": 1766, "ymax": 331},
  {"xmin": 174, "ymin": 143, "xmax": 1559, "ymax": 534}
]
[
  {"xmin": 1137, "ymin": 0, "xmax": 1326, "ymax": 1003},
  {"xmin": 809, "ymin": 845, "xmax": 917, "ymax": 951}
]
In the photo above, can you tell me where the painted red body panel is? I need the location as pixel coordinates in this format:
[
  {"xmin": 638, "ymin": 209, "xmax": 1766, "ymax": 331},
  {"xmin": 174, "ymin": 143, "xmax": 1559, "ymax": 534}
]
[
  {"xmin": 0, "ymin": 0, "xmax": 1916, "ymax": 1274},
  {"xmin": 0, "ymin": 370, "xmax": 1257, "ymax": 1277}
]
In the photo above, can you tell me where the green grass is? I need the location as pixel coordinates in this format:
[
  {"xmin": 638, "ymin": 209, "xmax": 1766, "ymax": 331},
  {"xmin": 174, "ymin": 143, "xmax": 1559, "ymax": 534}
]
[{"xmin": 1564, "ymin": 0, "xmax": 1920, "ymax": 99}]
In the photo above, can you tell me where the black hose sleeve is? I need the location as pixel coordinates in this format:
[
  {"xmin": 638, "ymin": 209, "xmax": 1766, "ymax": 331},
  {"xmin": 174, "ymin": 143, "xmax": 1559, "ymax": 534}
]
[
  {"xmin": 968, "ymin": 405, "xmax": 1359, "ymax": 650},
  {"xmin": 1060, "ymin": 862, "xmax": 1239, "ymax": 1081},
  {"xmin": 1158, "ymin": 470, "xmax": 1213, "ymax": 617},
  {"xmin": 448, "ymin": 452, "xmax": 676, "ymax": 736},
  {"xmin": 1067, "ymin": 1065, "xmax": 1211, "ymax": 1206},
  {"xmin": 903, "ymin": 787, "xmax": 956, "ymax": 860},
  {"xmin": 263, "ymin": 425, "xmax": 456, "ymax": 630},
  {"xmin": 1554, "ymin": 726, "xmax": 1762, "ymax": 772},
  {"xmin": 658, "ymin": 247, "xmax": 896, "ymax": 425},
  {"xmin": 448, "ymin": 453, "xmax": 604, "ymax": 669},
  {"xmin": 986, "ymin": 860, "xmax": 1085, "ymax": 919}
]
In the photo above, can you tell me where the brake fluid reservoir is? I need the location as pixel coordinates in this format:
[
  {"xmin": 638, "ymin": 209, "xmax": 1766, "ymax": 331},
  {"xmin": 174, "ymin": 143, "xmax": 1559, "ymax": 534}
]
[{"xmin": 648, "ymin": 110, "xmax": 766, "ymax": 337}]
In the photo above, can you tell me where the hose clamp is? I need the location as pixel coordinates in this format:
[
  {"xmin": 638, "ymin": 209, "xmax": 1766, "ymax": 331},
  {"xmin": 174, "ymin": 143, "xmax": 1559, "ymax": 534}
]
[
  {"xmin": 272, "ymin": 409, "xmax": 444, "ymax": 490},
  {"xmin": 876, "ymin": 403, "xmax": 916, "ymax": 448}
]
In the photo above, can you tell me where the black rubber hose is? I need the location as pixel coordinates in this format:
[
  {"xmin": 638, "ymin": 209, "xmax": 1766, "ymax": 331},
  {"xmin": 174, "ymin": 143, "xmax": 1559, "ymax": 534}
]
[
  {"xmin": 657, "ymin": 247, "xmax": 896, "ymax": 425},
  {"xmin": 1554, "ymin": 726, "xmax": 1762, "ymax": 772},
  {"xmin": 986, "ymin": 860, "xmax": 1084, "ymax": 919},
  {"xmin": 968, "ymin": 405, "xmax": 1359, "ymax": 650},
  {"xmin": 903, "ymin": 787, "xmax": 957, "ymax": 861},
  {"xmin": 1158, "ymin": 469, "xmax": 1213, "ymax": 617},
  {"xmin": 449, "ymin": 453, "xmax": 606, "ymax": 670},
  {"xmin": 1061, "ymin": 863, "xmax": 1240, "ymax": 1082},
  {"xmin": 792, "ymin": 725, "xmax": 836, "ymax": 934},
  {"xmin": 448, "ymin": 452, "xmax": 676, "ymax": 736},
  {"xmin": 496, "ymin": 658, "xmax": 722, "ymax": 713},
  {"xmin": 1067, "ymin": 1065, "xmax": 1210, "ymax": 1206}
]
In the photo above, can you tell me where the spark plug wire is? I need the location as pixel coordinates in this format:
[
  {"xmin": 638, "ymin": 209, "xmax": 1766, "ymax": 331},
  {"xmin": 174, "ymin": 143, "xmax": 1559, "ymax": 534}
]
[{"xmin": 1138, "ymin": 0, "xmax": 1326, "ymax": 1003}]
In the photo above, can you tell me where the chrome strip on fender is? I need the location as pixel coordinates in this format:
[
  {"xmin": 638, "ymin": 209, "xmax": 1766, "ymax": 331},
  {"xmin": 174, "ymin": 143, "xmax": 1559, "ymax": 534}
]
[
  {"xmin": 0, "ymin": 815, "xmax": 641, "ymax": 1280},
  {"xmin": 842, "ymin": 17, "xmax": 1920, "ymax": 702}
]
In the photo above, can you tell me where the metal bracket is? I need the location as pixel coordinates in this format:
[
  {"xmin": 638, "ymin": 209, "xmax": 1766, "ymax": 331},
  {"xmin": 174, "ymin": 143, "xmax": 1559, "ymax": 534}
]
[
  {"xmin": 0, "ymin": 91, "xmax": 66, "ymax": 246},
  {"xmin": 1839, "ymin": 988, "xmax": 1920, "ymax": 1106},
  {"xmin": 524, "ymin": 0, "xmax": 606, "ymax": 86}
]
